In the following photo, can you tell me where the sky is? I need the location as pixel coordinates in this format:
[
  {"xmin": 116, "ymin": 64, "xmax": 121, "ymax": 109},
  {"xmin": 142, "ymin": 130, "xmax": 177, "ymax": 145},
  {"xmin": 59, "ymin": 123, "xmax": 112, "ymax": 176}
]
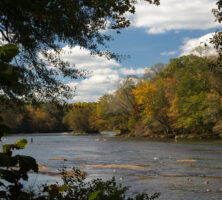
[{"xmin": 61, "ymin": 0, "xmax": 221, "ymax": 102}]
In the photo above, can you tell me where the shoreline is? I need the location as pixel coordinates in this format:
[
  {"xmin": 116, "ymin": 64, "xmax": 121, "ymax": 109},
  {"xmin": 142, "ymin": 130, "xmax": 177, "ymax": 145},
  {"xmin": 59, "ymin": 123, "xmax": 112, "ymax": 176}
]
[
  {"xmin": 4, "ymin": 131, "xmax": 222, "ymax": 141},
  {"xmin": 118, "ymin": 133, "xmax": 222, "ymax": 141}
]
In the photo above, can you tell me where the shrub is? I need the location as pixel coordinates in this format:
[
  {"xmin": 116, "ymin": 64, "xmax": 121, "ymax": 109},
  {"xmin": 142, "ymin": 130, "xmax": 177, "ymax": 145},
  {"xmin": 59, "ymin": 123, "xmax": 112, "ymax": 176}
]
[{"xmin": 39, "ymin": 168, "xmax": 160, "ymax": 200}]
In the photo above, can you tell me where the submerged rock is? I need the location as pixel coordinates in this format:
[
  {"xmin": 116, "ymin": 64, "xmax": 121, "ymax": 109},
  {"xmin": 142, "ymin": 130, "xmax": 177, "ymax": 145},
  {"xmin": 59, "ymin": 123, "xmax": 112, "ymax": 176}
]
[
  {"xmin": 204, "ymin": 181, "xmax": 209, "ymax": 185},
  {"xmin": 49, "ymin": 157, "xmax": 67, "ymax": 161},
  {"xmin": 176, "ymin": 159, "xmax": 197, "ymax": 163},
  {"xmin": 37, "ymin": 163, "xmax": 50, "ymax": 172},
  {"xmin": 83, "ymin": 164, "xmax": 150, "ymax": 170},
  {"xmin": 187, "ymin": 178, "xmax": 192, "ymax": 182},
  {"xmin": 206, "ymin": 189, "xmax": 212, "ymax": 193}
]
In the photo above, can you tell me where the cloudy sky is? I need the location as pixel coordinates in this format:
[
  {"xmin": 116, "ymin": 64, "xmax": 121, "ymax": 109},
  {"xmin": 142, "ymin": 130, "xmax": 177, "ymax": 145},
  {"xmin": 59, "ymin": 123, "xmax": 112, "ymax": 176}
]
[{"xmin": 62, "ymin": 0, "xmax": 221, "ymax": 102}]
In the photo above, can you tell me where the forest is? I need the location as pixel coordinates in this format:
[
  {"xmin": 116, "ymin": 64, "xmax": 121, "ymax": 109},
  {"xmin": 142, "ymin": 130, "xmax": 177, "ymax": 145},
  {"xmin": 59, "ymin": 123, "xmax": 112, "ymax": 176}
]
[
  {"xmin": 2, "ymin": 50, "xmax": 222, "ymax": 139},
  {"xmin": 1, "ymin": 1, "xmax": 222, "ymax": 200}
]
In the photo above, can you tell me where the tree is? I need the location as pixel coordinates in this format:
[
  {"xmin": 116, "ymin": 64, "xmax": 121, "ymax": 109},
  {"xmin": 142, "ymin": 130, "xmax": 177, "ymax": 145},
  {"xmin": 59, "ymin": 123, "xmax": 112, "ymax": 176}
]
[
  {"xmin": 161, "ymin": 55, "xmax": 222, "ymax": 135},
  {"xmin": 173, "ymin": 56, "xmax": 221, "ymax": 134},
  {"xmin": 132, "ymin": 81, "xmax": 158, "ymax": 122},
  {"xmin": 63, "ymin": 102, "xmax": 99, "ymax": 133},
  {"xmin": 132, "ymin": 80, "xmax": 172, "ymax": 135},
  {"xmin": 96, "ymin": 77, "xmax": 137, "ymax": 134},
  {"xmin": 95, "ymin": 94, "xmax": 114, "ymax": 131},
  {"xmin": 142, "ymin": 62, "xmax": 167, "ymax": 81},
  {"xmin": 191, "ymin": 45, "xmax": 211, "ymax": 57},
  {"xmin": 0, "ymin": 44, "xmax": 30, "ymax": 102},
  {"xmin": 0, "ymin": 0, "xmax": 160, "ymax": 102},
  {"xmin": 0, "ymin": 1, "xmax": 163, "ymax": 198},
  {"xmin": 212, "ymin": 0, "xmax": 222, "ymax": 62}
]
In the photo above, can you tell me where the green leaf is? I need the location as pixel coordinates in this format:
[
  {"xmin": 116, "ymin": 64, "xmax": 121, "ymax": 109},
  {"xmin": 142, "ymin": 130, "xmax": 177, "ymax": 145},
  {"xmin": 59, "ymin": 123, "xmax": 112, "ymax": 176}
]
[
  {"xmin": 15, "ymin": 139, "xmax": 28, "ymax": 150},
  {"xmin": 0, "ymin": 44, "xmax": 19, "ymax": 63},
  {"xmin": 3, "ymin": 144, "xmax": 12, "ymax": 153},
  {"xmin": 0, "ymin": 153, "xmax": 11, "ymax": 167},
  {"xmin": 58, "ymin": 185, "xmax": 69, "ymax": 193},
  {"xmin": 14, "ymin": 155, "xmax": 38, "ymax": 173},
  {"xmin": 0, "ymin": 169, "xmax": 19, "ymax": 183},
  {"xmin": 88, "ymin": 191, "xmax": 100, "ymax": 200}
]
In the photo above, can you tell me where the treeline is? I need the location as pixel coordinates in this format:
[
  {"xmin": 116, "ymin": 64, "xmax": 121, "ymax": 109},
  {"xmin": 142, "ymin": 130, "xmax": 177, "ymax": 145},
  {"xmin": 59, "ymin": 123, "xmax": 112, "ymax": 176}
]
[
  {"xmin": 0, "ymin": 101, "xmax": 68, "ymax": 133},
  {"xmin": 91, "ymin": 54, "xmax": 222, "ymax": 138},
  {"xmin": 1, "ymin": 53, "xmax": 222, "ymax": 138},
  {"xmin": 64, "ymin": 54, "xmax": 222, "ymax": 138}
]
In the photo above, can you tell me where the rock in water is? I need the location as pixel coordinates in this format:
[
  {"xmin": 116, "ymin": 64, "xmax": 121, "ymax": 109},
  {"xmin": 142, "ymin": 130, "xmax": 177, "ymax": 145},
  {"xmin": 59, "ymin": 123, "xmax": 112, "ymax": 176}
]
[{"xmin": 204, "ymin": 181, "xmax": 209, "ymax": 185}]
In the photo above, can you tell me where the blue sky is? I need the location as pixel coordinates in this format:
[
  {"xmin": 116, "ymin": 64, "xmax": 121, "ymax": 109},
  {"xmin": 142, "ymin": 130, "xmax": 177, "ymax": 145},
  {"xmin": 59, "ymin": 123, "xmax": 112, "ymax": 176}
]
[
  {"xmin": 109, "ymin": 28, "xmax": 217, "ymax": 68},
  {"xmin": 60, "ymin": 0, "xmax": 221, "ymax": 102}
]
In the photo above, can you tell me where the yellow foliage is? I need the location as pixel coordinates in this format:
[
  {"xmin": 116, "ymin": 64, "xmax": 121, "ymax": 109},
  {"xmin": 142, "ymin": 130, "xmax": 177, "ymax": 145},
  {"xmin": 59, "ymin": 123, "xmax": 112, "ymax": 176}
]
[
  {"xmin": 132, "ymin": 81, "xmax": 157, "ymax": 105},
  {"xmin": 132, "ymin": 81, "xmax": 158, "ymax": 122}
]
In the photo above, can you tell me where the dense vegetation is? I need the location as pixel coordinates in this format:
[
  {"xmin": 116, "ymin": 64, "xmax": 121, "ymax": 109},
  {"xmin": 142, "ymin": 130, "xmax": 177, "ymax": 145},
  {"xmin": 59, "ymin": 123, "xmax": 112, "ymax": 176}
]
[
  {"xmin": 1, "ymin": 53, "xmax": 222, "ymax": 138},
  {"xmin": 65, "ymin": 53, "xmax": 222, "ymax": 138},
  {"xmin": 94, "ymin": 54, "xmax": 222, "ymax": 138},
  {"xmin": 0, "ymin": 101, "xmax": 68, "ymax": 133}
]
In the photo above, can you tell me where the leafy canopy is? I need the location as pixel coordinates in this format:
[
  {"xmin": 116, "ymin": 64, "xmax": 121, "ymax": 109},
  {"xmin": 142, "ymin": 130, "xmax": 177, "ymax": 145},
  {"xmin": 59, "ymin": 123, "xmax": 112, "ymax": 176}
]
[
  {"xmin": 0, "ymin": 44, "xmax": 31, "ymax": 102},
  {"xmin": 0, "ymin": 0, "xmax": 159, "ymax": 102}
]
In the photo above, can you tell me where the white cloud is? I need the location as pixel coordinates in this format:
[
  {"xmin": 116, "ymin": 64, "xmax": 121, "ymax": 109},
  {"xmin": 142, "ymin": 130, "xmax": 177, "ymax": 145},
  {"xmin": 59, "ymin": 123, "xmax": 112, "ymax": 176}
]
[
  {"xmin": 119, "ymin": 67, "xmax": 146, "ymax": 75},
  {"xmin": 57, "ymin": 46, "xmax": 121, "ymax": 102},
  {"xmin": 72, "ymin": 66, "xmax": 149, "ymax": 102},
  {"xmin": 60, "ymin": 46, "xmax": 149, "ymax": 102},
  {"xmin": 131, "ymin": 0, "xmax": 219, "ymax": 34},
  {"xmin": 68, "ymin": 72, "xmax": 120, "ymax": 102},
  {"xmin": 92, "ymin": 68, "xmax": 119, "ymax": 76},
  {"xmin": 61, "ymin": 46, "xmax": 120, "ymax": 70},
  {"xmin": 180, "ymin": 32, "xmax": 217, "ymax": 56},
  {"xmin": 160, "ymin": 51, "xmax": 177, "ymax": 56}
]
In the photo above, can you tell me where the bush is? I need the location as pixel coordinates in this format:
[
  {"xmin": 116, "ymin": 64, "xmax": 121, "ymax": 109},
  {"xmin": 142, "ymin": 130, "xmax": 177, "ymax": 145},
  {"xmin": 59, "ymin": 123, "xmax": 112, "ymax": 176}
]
[
  {"xmin": 39, "ymin": 168, "xmax": 160, "ymax": 200},
  {"xmin": 0, "ymin": 139, "xmax": 38, "ymax": 200}
]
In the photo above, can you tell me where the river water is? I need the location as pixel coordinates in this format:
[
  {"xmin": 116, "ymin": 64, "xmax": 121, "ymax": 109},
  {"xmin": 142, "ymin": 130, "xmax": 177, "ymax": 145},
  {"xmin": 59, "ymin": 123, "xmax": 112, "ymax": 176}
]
[{"xmin": 1, "ymin": 133, "xmax": 222, "ymax": 200}]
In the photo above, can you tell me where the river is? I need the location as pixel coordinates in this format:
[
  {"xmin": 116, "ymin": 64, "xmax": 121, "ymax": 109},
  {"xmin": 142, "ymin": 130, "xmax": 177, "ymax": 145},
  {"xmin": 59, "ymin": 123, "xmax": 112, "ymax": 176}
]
[{"xmin": 1, "ymin": 133, "xmax": 222, "ymax": 200}]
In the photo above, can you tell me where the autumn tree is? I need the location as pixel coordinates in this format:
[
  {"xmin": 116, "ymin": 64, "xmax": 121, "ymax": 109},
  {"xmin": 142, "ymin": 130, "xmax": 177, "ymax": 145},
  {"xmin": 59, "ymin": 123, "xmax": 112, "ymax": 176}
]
[
  {"xmin": 63, "ymin": 102, "xmax": 99, "ymax": 133},
  {"xmin": 0, "ymin": 101, "xmax": 67, "ymax": 133},
  {"xmin": 173, "ymin": 56, "xmax": 221, "ymax": 134},
  {"xmin": 142, "ymin": 62, "xmax": 167, "ymax": 81},
  {"xmin": 96, "ymin": 94, "xmax": 114, "ymax": 131},
  {"xmin": 96, "ymin": 77, "xmax": 137, "ymax": 134},
  {"xmin": 0, "ymin": 0, "xmax": 160, "ymax": 136},
  {"xmin": 161, "ymin": 55, "xmax": 222, "ymax": 135},
  {"xmin": 132, "ymin": 79, "xmax": 172, "ymax": 135},
  {"xmin": 212, "ymin": 0, "xmax": 222, "ymax": 63}
]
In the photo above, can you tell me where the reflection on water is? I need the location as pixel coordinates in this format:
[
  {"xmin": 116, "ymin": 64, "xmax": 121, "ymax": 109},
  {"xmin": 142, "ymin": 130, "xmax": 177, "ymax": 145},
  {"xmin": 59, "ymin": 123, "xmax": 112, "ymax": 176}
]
[{"xmin": 1, "ymin": 133, "xmax": 222, "ymax": 200}]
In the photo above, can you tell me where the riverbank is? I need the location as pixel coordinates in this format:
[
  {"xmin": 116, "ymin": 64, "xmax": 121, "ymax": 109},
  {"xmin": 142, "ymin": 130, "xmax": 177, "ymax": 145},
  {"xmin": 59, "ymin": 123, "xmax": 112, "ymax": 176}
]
[
  {"xmin": 6, "ymin": 130, "xmax": 222, "ymax": 141},
  {"xmin": 118, "ymin": 132, "xmax": 222, "ymax": 140},
  {"xmin": 33, "ymin": 130, "xmax": 222, "ymax": 140}
]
